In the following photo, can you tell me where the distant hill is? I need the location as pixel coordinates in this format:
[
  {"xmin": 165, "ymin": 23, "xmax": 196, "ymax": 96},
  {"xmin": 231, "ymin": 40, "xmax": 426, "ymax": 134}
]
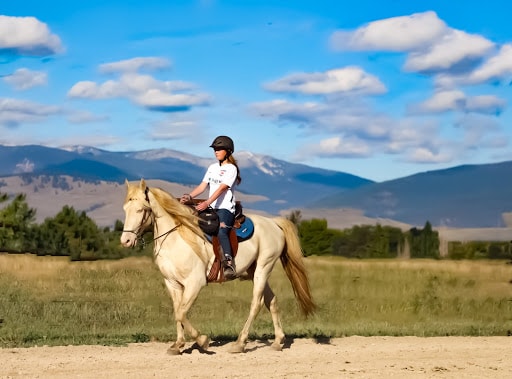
[
  {"xmin": 2, "ymin": 144, "xmax": 512, "ymax": 228},
  {"xmin": 312, "ymin": 161, "xmax": 512, "ymax": 228},
  {"xmin": 0, "ymin": 144, "xmax": 372, "ymax": 215}
]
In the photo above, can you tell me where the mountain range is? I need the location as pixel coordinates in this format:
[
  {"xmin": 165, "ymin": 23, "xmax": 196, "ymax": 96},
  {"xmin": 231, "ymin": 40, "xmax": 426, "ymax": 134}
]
[{"xmin": 1, "ymin": 144, "xmax": 511, "ymax": 228}]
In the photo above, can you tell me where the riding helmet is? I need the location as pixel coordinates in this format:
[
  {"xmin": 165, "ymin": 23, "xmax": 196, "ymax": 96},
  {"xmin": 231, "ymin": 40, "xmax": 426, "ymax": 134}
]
[{"xmin": 209, "ymin": 135, "xmax": 234, "ymax": 153}]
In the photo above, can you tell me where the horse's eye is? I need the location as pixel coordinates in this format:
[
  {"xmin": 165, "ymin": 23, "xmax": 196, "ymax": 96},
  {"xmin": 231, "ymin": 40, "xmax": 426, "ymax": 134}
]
[{"xmin": 136, "ymin": 209, "xmax": 144, "ymax": 213}]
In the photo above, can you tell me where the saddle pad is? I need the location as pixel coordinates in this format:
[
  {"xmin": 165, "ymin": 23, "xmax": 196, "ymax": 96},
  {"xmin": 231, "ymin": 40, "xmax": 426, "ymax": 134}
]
[{"xmin": 236, "ymin": 217, "xmax": 254, "ymax": 240}]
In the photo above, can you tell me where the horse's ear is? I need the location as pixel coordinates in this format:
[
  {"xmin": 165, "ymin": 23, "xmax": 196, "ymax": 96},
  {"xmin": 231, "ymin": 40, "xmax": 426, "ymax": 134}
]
[
  {"xmin": 125, "ymin": 179, "xmax": 130, "ymax": 188},
  {"xmin": 140, "ymin": 178, "xmax": 147, "ymax": 191}
]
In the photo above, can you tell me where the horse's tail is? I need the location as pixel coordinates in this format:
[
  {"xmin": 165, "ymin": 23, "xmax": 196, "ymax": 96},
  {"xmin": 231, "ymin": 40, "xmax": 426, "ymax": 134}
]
[{"xmin": 274, "ymin": 217, "xmax": 316, "ymax": 317}]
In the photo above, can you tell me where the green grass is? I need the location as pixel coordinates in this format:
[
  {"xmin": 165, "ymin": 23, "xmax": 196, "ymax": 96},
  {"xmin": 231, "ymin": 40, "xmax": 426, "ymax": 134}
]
[{"xmin": 0, "ymin": 253, "xmax": 511, "ymax": 347}]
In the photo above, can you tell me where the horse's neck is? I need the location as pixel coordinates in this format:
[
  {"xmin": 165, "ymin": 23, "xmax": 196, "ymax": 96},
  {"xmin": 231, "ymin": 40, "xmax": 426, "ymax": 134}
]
[{"xmin": 148, "ymin": 193, "xmax": 178, "ymax": 233}]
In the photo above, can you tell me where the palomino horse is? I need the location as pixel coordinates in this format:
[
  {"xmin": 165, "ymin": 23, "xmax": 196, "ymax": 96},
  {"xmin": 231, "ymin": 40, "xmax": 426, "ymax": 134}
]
[{"xmin": 120, "ymin": 179, "xmax": 315, "ymax": 354}]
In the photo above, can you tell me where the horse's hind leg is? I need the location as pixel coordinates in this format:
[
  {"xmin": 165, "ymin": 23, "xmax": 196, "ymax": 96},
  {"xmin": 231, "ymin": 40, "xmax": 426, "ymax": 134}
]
[
  {"xmin": 228, "ymin": 277, "xmax": 266, "ymax": 353},
  {"xmin": 262, "ymin": 282, "xmax": 285, "ymax": 351}
]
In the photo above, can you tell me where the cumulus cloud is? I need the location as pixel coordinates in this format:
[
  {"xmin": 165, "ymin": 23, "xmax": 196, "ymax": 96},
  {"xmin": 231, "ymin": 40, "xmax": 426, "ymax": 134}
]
[
  {"xmin": 263, "ymin": 66, "xmax": 386, "ymax": 95},
  {"xmin": 68, "ymin": 58, "xmax": 210, "ymax": 112},
  {"xmin": 437, "ymin": 44, "xmax": 512, "ymax": 87},
  {"xmin": 0, "ymin": 15, "xmax": 63, "ymax": 56},
  {"xmin": 3, "ymin": 68, "xmax": 47, "ymax": 90},
  {"xmin": 409, "ymin": 90, "xmax": 506, "ymax": 115},
  {"xmin": 330, "ymin": 11, "xmax": 494, "ymax": 75},
  {"xmin": 0, "ymin": 98, "xmax": 61, "ymax": 127},
  {"xmin": 330, "ymin": 11, "xmax": 446, "ymax": 52},
  {"xmin": 404, "ymin": 29, "xmax": 493, "ymax": 73}
]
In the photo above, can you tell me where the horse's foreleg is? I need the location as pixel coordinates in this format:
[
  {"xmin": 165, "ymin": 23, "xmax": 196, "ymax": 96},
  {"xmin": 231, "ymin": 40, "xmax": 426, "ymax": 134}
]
[
  {"xmin": 263, "ymin": 283, "xmax": 285, "ymax": 351},
  {"xmin": 167, "ymin": 280, "xmax": 209, "ymax": 354},
  {"xmin": 165, "ymin": 282, "xmax": 186, "ymax": 355}
]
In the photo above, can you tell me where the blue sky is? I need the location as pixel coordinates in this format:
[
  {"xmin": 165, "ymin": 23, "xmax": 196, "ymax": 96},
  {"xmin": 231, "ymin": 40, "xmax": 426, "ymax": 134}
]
[{"xmin": 2, "ymin": 1, "xmax": 512, "ymax": 182}]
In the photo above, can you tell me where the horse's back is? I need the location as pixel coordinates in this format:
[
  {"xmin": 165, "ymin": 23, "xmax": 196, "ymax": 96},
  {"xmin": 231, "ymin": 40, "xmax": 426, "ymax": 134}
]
[{"xmin": 235, "ymin": 213, "xmax": 286, "ymax": 266}]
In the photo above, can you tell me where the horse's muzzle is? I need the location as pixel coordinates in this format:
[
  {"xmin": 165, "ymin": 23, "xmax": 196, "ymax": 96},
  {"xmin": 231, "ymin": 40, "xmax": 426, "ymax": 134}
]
[{"xmin": 120, "ymin": 231, "xmax": 138, "ymax": 247}]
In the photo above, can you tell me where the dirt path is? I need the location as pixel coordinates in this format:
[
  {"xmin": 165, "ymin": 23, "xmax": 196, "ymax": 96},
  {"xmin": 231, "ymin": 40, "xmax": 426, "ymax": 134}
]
[{"xmin": 1, "ymin": 337, "xmax": 511, "ymax": 378}]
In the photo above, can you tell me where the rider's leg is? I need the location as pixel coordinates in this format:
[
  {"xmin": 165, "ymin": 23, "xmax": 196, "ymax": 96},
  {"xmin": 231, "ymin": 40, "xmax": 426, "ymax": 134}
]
[{"xmin": 216, "ymin": 208, "xmax": 236, "ymax": 278}]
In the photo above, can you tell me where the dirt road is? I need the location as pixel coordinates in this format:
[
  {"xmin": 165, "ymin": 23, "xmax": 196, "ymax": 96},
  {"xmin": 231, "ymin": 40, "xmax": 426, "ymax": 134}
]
[{"xmin": 1, "ymin": 337, "xmax": 511, "ymax": 378}]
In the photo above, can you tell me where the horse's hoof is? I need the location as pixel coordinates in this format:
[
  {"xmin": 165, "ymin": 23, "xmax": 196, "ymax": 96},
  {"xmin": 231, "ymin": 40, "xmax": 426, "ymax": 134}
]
[
  {"xmin": 167, "ymin": 344, "xmax": 182, "ymax": 355},
  {"xmin": 197, "ymin": 335, "xmax": 210, "ymax": 351},
  {"xmin": 271, "ymin": 341, "xmax": 283, "ymax": 351},
  {"xmin": 167, "ymin": 347, "xmax": 181, "ymax": 355},
  {"xmin": 227, "ymin": 342, "xmax": 245, "ymax": 354}
]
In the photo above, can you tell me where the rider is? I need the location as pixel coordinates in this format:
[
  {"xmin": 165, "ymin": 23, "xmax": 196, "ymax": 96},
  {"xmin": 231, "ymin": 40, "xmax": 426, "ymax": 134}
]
[{"xmin": 180, "ymin": 136, "xmax": 242, "ymax": 280}]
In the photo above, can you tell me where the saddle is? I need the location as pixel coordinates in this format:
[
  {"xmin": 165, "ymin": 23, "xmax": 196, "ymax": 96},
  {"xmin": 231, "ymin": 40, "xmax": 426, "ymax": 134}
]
[{"xmin": 184, "ymin": 199, "xmax": 250, "ymax": 283}]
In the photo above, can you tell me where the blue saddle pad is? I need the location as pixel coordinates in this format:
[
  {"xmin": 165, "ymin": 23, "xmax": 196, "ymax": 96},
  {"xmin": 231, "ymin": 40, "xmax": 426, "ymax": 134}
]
[
  {"xmin": 204, "ymin": 217, "xmax": 254, "ymax": 242},
  {"xmin": 236, "ymin": 217, "xmax": 254, "ymax": 240}
]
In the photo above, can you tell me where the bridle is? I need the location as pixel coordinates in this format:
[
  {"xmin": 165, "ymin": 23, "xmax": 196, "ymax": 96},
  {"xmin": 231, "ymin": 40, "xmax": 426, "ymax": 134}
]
[
  {"xmin": 122, "ymin": 187, "xmax": 181, "ymax": 248},
  {"xmin": 122, "ymin": 205, "xmax": 153, "ymax": 247}
]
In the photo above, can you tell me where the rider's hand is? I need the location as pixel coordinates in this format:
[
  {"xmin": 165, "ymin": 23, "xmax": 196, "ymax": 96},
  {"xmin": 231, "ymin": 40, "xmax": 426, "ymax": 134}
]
[
  {"xmin": 180, "ymin": 194, "xmax": 192, "ymax": 204},
  {"xmin": 195, "ymin": 201, "xmax": 209, "ymax": 212}
]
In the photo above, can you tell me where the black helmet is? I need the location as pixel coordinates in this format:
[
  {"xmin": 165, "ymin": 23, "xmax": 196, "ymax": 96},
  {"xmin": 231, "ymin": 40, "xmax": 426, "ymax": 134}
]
[{"xmin": 209, "ymin": 135, "xmax": 234, "ymax": 153}]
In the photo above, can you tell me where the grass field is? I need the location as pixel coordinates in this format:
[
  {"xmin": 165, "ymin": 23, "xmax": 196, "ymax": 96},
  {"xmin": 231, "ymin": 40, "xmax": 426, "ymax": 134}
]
[{"xmin": 0, "ymin": 253, "xmax": 511, "ymax": 348}]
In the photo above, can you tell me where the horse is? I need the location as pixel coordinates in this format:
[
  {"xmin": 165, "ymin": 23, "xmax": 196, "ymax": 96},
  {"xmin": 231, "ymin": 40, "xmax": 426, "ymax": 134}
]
[{"xmin": 120, "ymin": 179, "xmax": 316, "ymax": 354}]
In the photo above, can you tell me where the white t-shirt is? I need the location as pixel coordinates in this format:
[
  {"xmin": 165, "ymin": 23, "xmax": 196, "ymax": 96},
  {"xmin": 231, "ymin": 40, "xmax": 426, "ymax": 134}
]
[{"xmin": 202, "ymin": 162, "xmax": 237, "ymax": 212}]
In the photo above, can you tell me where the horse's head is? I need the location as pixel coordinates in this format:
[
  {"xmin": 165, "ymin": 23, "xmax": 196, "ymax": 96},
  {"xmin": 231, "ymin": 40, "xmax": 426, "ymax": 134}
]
[{"xmin": 120, "ymin": 179, "xmax": 153, "ymax": 247}]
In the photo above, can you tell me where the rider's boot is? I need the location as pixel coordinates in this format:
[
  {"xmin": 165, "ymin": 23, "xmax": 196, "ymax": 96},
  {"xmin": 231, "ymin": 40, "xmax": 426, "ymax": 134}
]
[{"xmin": 223, "ymin": 254, "xmax": 237, "ymax": 280}]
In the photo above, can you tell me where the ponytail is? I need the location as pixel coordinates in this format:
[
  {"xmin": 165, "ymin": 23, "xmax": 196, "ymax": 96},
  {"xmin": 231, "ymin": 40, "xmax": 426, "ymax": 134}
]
[{"xmin": 227, "ymin": 155, "xmax": 242, "ymax": 185}]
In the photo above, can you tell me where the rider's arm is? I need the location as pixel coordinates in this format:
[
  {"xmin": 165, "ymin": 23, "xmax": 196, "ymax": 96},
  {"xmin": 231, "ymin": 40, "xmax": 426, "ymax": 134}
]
[
  {"xmin": 189, "ymin": 181, "xmax": 208, "ymax": 199},
  {"xmin": 180, "ymin": 181, "xmax": 208, "ymax": 204}
]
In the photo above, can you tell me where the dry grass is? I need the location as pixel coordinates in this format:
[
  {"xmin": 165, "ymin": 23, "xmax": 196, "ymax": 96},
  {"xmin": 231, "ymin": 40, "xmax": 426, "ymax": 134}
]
[{"xmin": 1, "ymin": 253, "xmax": 511, "ymax": 348}]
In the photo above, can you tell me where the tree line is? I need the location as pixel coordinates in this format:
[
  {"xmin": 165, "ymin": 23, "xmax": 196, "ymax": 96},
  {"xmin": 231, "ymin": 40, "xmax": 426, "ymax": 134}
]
[
  {"xmin": 0, "ymin": 192, "xmax": 152, "ymax": 260},
  {"xmin": 289, "ymin": 210, "xmax": 511, "ymax": 260},
  {"xmin": 0, "ymin": 193, "xmax": 510, "ymax": 260}
]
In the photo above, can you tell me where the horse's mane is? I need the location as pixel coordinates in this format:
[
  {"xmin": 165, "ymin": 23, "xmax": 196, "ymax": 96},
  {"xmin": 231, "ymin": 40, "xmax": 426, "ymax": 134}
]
[
  {"xmin": 148, "ymin": 187, "xmax": 204, "ymax": 236},
  {"xmin": 148, "ymin": 187, "xmax": 210, "ymax": 264}
]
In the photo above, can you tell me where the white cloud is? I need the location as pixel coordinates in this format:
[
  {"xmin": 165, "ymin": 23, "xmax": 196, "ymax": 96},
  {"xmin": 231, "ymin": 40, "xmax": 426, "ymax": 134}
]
[
  {"xmin": 3, "ymin": 68, "xmax": 48, "ymax": 90},
  {"xmin": 465, "ymin": 44, "xmax": 512, "ymax": 84},
  {"xmin": 302, "ymin": 136, "xmax": 371, "ymax": 158},
  {"xmin": 250, "ymin": 99, "xmax": 326, "ymax": 120},
  {"xmin": 409, "ymin": 90, "xmax": 506, "ymax": 114},
  {"xmin": 264, "ymin": 66, "xmax": 386, "ymax": 95},
  {"xmin": 0, "ymin": 15, "xmax": 63, "ymax": 55},
  {"xmin": 435, "ymin": 44, "xmax": 512, "ymax": 87},
  {"xmin": 407, "ymin": 147, "xmax": 453, "ymax": 163},
  {"xmin": 0, "ymin": 98, "xmax": 61, "ymax": 127},
  {"xmin": 149, "ymin": 118, "xmax": 202, "ymax": 140},
  {"xmin": 68, "ymin": 68, "xmax": 210, "ymax": 111},
  {"xmin": 99, "ymin": 57, "xmax": 171, "ymax": 73},
  {"xmin": 330, "ymin": 11, "xmax": 493, "ymax": 74},
  {"xmin": 404, "ymin": 29, "xmax": 494, "ymax": 72},
  {"xmin": 465, "ymin": 95, "xmax": 507, "ymax": 114},
  {"xmin": 330, "ymin": 11, "xmax": 446, "ymax": 52}
]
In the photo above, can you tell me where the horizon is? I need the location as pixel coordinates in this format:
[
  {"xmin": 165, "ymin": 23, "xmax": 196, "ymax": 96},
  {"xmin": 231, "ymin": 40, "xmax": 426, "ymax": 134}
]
[{"xmin": 2, "ymin": 1, "xmax": 512, "ymax": 182}]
